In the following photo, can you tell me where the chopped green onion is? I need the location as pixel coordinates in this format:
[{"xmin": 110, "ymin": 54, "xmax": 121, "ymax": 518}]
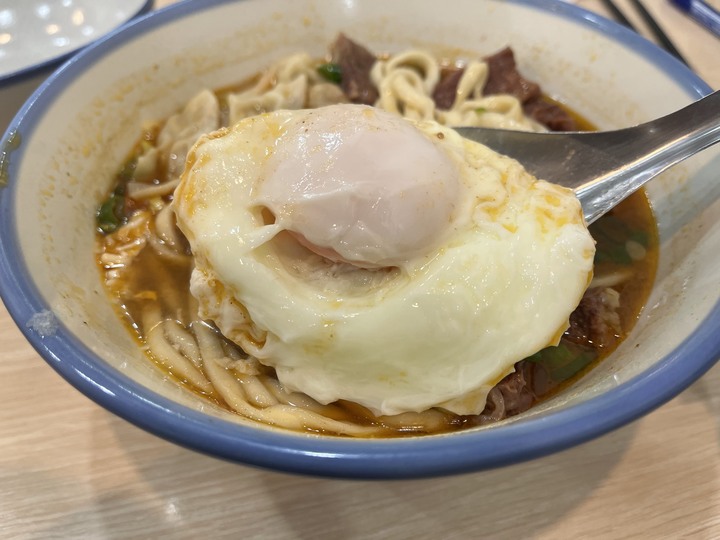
[
  {"xmin": 526, "ymin": 341, "xmax": 597, "ymax": 382},
  {"xmin": 591, "ymin": 215, "xmax": 646, "ymax": 266},
  {"xmin": 317, "ymin": 63, "xmax": 342, "ymax": 84},
  {"xmin": 475, "ymin": 107, "xmax": 488, "ymax": 114},
  {"xmin": 594, "ymin": 243, "xmax": 632, "ymax": 265},
  {"xmin": 97, "ymin": 186, "xmax": 125, "ymax": 234},
  {"xmin": 629, "ymin": 229, "xmax": 649, "ymax": 247},
  {"xmin": 118, "ymin": 156, "xmax": 138, "ymax": 182}
]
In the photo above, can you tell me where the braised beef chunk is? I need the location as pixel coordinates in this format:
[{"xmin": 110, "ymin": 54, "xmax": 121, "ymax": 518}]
[
  {"xmin": 467, "ymin": 287, "xmax": 624, "ymax": 425},
  {"xmin": 565, "ymin": 287, "xmax": 622, "ymax": 349},
  {"xmin": 495, "ymin": 361, "xmax": 536, "ymax": 416},
  {"xmin": 432, "ymin": 67, "xmax": 464, "ymax": 110},
  {"xmin": 328, "ymin": 37, "xmax": 576, "ymax": 129},
  {"xmin": 431, "ymin": 47, "xmax": 578, "ymax": 130},
  {"xmin": 483, "ymin": 47, "xmax": 541, "ymax": 103},
  {"xmin": 523, "ymin": 98, "xmax": 578, "ymax": 131},
  {"xmin": 330, "ymin": 33, "xmax": 379, "ymax": 105},
  {"xmin": 470, "ymin": 361, "xmax": 536, "ymax": 425},
  {"xmin": 485, "ymin": 47, "xmax": 578, "ymax": 130}
]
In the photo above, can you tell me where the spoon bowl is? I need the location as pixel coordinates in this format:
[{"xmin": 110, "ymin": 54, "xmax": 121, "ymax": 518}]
[{"xmin": 456, "ymin": 90, "xmax": 720, "ymax": 223}]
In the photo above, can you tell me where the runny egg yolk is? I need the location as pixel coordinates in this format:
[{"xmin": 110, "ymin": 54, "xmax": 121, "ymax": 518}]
[{"xmin": 257, "ymin": 105, "xmax": 460, "ymax": 268}]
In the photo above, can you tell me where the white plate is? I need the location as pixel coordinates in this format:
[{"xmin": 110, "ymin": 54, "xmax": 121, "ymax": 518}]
[{"xmin": 0, "ymin": 0, "xmax": 152, "ymax": 82}]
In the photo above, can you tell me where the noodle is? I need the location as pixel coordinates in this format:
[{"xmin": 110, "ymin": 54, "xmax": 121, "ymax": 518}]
[
  {"xmin": 96, "ymin": 40, "xmax": 657, "ymax": 437},
  {"xmin": 142, "ymin": 305, "xmax": 215, "ymax": 395}
]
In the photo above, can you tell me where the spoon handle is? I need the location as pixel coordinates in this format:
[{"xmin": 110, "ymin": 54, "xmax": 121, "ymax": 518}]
[{"xmin": 577, "ymin": 90, "xmax": 720, "ymax": 224}]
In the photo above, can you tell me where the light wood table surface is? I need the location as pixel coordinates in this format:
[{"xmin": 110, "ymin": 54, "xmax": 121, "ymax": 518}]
[{"xmin": 2, "ymin": 1, "xmax": 719, "ymax": 538}]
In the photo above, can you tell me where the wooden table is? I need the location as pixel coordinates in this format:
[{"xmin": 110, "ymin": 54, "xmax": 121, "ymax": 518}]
[{"xmin": 2, "ymin": 1, "xmax": 718, "ymax": 538}]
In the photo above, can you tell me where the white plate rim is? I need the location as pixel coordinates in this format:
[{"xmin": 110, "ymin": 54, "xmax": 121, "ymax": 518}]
[{"xmin": 0, "ymin": 0, "xmax": 153, "ymax": 85}]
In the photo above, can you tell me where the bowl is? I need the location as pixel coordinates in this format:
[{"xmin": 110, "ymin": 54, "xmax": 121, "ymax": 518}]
[{"xmin": 1, "ymin": 0, "xmax": 719, "ymax": 479}]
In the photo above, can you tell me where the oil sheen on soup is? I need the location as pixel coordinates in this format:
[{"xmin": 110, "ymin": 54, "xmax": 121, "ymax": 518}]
[{"xmin": 95, "ymin": 35, "xmax": 657, "ymax": 437}]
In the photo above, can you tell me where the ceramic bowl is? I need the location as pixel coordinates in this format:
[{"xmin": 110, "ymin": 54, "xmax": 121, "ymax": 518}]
[{"xmin": 1, "ymin": 0, "xmax": 718, "ymax": 479}]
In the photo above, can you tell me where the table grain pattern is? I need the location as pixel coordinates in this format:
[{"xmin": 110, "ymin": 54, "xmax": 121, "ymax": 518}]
[{"xmin": 2, "ymin": 1, "xmax": 719, "ymax": 538}]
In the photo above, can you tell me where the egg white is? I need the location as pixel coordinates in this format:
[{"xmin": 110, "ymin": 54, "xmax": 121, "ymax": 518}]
[{"xmin": 173, "ymin": 105, "xmax": 595, "ymax": 416}]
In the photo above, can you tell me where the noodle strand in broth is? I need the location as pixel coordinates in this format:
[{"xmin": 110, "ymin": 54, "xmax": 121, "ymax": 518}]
[{"xmin": 96, "ymin": 38, "xmax": 657, "ymax": 437}]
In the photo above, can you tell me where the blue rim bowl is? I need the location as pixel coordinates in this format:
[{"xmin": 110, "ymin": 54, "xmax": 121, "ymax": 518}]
[{"xmin": 0, "ymin": 0, "xmax": 718, "ymax": 479}]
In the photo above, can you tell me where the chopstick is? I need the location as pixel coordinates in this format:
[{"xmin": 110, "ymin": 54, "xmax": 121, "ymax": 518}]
[
  {"xmin": 602, "ymin": 0, "xmax": 689, "ymax": 65},
  {"xmin": 627, "ymin": 0, "xmax": 689, "ymax": 64},
  {"xmin": 600, "ymin": 0, "xmax": 636, "ymax": 28}
]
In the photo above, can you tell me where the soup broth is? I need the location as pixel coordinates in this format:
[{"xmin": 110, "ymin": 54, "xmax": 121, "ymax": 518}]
[{"xmin": 96, "ymin": 38, "xmax": 657, "ymax": 437}]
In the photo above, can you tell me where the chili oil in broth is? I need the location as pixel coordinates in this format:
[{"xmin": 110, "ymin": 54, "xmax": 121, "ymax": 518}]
[{"xmin": 95, "ymin": 67, "xmax": 658, "ymax": 437}]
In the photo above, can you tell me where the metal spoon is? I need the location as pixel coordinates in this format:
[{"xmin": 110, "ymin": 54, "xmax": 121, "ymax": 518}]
[{"xmin": 455, "ymin": 90, "xmax": 720, "ymax": 224}]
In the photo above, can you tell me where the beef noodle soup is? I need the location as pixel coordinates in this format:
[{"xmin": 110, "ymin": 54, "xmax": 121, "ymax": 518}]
[{"xmin": 96, "ymin": 35, "xmax": 657, "ymax": 437}]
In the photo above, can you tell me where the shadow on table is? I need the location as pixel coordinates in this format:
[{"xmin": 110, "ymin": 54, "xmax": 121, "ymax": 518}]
[
  {"xmin": 15, "ymin": 362, "xmax": 717, "ymax": 538},
  {"xmin": 677, "ymin": 361, "xmax": 720, "ymax": 438},
  {"xmin": 80, "ymin": 412, "xmax": 638, "ymax": 539}
]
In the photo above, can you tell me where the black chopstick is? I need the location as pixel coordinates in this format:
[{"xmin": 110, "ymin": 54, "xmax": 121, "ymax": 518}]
[
  {"xmin": 601, "ymin": 0, "xmax": 689, "ymax": 65},
  {"xmin": 627, "ymin": 0, "xmax": 689, "ymax": 64},
  {"xmin": 600, "ymin": 0, "xmax": 637, "ymax": 29}
]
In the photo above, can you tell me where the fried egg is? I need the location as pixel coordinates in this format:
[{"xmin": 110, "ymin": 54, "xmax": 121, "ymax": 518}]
[{"xmin": 172, "ymin": 104, "xmax": 595, "ymax": 416}]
